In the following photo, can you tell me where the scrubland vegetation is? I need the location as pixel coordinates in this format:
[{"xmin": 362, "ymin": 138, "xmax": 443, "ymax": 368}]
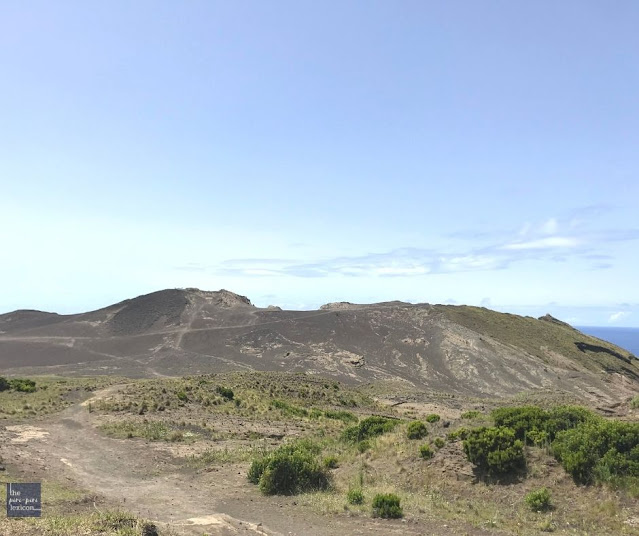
[
  {"xmin": 0, "ymin": 376, "xmax": 119, "ymax": 419},
  {"xmin": 3, "ymin": 372, "xmax": 639, "ymax": 534}
]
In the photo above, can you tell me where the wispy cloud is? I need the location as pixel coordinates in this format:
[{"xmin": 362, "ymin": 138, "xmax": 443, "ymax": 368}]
[
  {"xmin": 609, "ymin": 311, "xmax": 631, "ymax": 323},
  {"xmin": 187, "ymin": 210, "xmax": 639, "ymax": 280},
  {"xmin": 502, "ymin": 236, "xmax": 580, "ymax": 250}
]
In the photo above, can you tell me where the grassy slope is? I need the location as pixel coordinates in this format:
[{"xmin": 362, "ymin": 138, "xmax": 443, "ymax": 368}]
[
  {"xmin": 3, "ymin": 371, "xmax": 639, "ymax": 535},
  {"xmin": 436, "ymin": 305, "xmax": 639, "ymax": 378},
  {"xmin": 0, "ymin": 376, "xmax": 122, "ymax": 421}
]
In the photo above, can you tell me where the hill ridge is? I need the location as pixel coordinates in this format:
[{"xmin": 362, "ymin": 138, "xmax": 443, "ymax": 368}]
[{"xmin": 0, "ymin": 288, "xmax": 637, "ymax": 404}]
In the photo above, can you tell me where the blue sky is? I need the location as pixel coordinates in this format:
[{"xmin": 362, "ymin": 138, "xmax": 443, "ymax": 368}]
[{"xmin": 1, "ymin": 1, "xmax": 638, "ymax": 326}]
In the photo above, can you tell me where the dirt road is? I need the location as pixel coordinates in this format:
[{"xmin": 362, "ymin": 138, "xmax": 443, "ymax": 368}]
[{"xmin": 1, "ymin": 386, "xmax": 491, "ymax": 536}]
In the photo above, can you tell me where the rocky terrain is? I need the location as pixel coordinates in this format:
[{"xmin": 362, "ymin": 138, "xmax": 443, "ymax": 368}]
[{"xmin": 1, "ymin": 288, "xmax": 637, "ymax": 404}]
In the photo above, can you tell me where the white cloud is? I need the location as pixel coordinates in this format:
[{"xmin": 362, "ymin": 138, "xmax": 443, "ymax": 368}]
[
  {"xmin": 518, "ymin": 222, "xmax": 532, "ymax": 236},
  {"xmin": 540, "ymin": 218, "xmax": 559, "ymax": 235},
  {"xmin": 608, "ymin": 311, "xmax": 631, "ymax": 323},
  {"xmin": 502, "ymin": 236, "xmax": 579, "ymax": 250}
]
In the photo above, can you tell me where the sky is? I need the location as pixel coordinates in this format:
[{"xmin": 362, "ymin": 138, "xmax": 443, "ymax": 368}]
[{"xmin": 1, "ymin": 1, "xmax": 638, "ymax": 327}]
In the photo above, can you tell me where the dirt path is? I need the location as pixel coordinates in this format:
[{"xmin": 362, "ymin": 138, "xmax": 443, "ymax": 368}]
[{"xmin": 1, "ymin": 386, "xmax": 492, "ymax": 536}]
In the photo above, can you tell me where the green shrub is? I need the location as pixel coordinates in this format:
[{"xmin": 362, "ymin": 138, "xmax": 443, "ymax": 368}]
[
  {"xmin": 407, "ymin": 420, "xmax": 428, "ymax": 440},
  {"xmin": 258, "ymin": 450, "xmax": 329, "ymax": 495},
  {"xmin": 447, "ymin": 427, "xmax": 471, "ymax": 441},
  {"xmin": 247, "ymin": 439, "xmax": 330, "ymax": 495},
  {"xmin": 526, "ymin": 429, "xmax": 549, "ymax": 446},
  {"xmin": 425, "ymin": 413, "xmax": 441, "ymax": 423},
  {"xmin": 0, "ymin": 377, "xmax": 10, "ymax": 392},
  {"xmin": 216, "ymin": 386, "xmax": 234, "ymax": 400},
  {"xmin": 492, "ymin": 406, "xmax": 547, "ymax": 441},
  {"xmin": 463, "ymin": 426, "xmax": 525, "ymax": 476},
  {"xmin": 433, "ymin": 437, "xmax": 445, "ymax": 448},
  {"xmin": 322, "ymin": 409, "xmax": 358, "ymax": 423},
  {"xmin": 9, "ymin": 378, "xmax": 36, "ymax": 393},
  {"xmin": 176, "ymin": 391, "xmax": 188, "ymax": 402},
  {"xmin": 552, "ymin": 420, "xmax": 639, "ymax": 484},
  {"xmin": 323, "ymin": 456, "xmax": 338, "ymax": 469},
  {"xmin": 461, "ymin": 410, "xmax": 481, "ymax": 419},
  {"xmin": 347, "ymin": 488, "xmax": 364, "ymax": 505},
  {"xmin": 525, "ymin": 487, "xmax": 552, "ymax": 511},
  {"xmin": 492, "ymin": 405, "xmax": 596, "ymax": 443},
  {"xmin": 631, "ymin": 396, "xmax": 639, "ymax": 409},
  {"xmin": 357, "ymin": 440, "xmax": 372, "ymax": 453},
  {"xmin": 543, "ymin": 406, "xmax": 597, "ymax": 441},
  {"xmin": 341, "ymin": 416, "xmax": 399, "ymax": 442},
  {"xmin": 372, "ymin": 493, "xmax": 403, "ymax": 518},
  {"xmin": 419, "ymin": 444, "xmax": 433, "ymax": 459},
  {"xmin": 271, "ymin": 399, "xmax": 308, "ymax": 417},
  {"xmin": 247, "ymin": 457, "xmax": 269, "ymax": 484}
]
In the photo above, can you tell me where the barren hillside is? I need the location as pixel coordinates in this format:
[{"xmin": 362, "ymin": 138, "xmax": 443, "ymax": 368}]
[{"xmin": 1, "ymin": 288, "xmax": 637, "ymax": 403}]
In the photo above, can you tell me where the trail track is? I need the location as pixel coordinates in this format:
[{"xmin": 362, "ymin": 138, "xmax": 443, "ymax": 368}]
[{"xmin": 1, "ymin": 385, "xmax": 487, "ymax": 536}]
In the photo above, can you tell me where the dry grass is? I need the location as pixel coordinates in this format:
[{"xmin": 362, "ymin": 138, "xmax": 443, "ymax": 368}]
[{"xmin": 0, "ymin": 376, "xmax": 121, "ymax": 420}]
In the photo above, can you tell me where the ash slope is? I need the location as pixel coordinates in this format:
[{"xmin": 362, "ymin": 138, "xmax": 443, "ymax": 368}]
[{"xmin": 0, "ymin": 288, "xmax": 637, "ymax": 402}]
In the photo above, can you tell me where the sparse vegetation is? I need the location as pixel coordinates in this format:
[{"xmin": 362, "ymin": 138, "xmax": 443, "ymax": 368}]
[
  {"xmin": 372, "ymin": 493, "xmax": 403, "ymax": 518},
  {"xmin": 99, "ymin": 419, "xmax": 199, "ymax": 442},
  {"xmin": 0, "ymin": 376, "xmax": 118, "ymax": 419},
  {"xmin": 5, "ymin": 367, "xmax": 639, "ymax": 535},
  {"xmin": 461, "ymin": 410, "xmax": 481, "ymax": 419},
  {"xmin": 342, "ymin": 416, "xmax": 400, "ymax": 442}
]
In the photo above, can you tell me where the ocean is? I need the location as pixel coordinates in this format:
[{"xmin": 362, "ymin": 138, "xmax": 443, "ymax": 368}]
[{"xmin": 576, "ymin": 326, "xmax": 639, "ymax": 357}]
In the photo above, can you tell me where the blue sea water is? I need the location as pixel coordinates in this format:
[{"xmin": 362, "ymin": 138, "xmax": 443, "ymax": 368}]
[{"xmin": 576, "ymin": 326, "xmax": 639, "ymax": 357}]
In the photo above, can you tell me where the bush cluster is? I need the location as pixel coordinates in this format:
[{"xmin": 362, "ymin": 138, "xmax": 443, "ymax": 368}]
[
  {"xmin": 0, "ymin": 377, "xmax": 37, "ymax": 393},
  {"xmin": 492, "ymin": 405, "xmax": 595, "ymax": 443},
  {"xmin": 463, "ymin": 426, "xmax": 525, "ymax": 476},
  {"xmin": 525, "ymin": 487, "xmax": 552, "ymax": 511},
  {"xmin": 247, "ymin": 440, "xmax": 330, "ymax": 495},
  {"xmin": 425, "ymin": 413, "xmax": 441, "ymax": 423},
  {"xmin": 552, "ymin": 420, "xmax": 639, "ymax": 484},
  {"xmin": 347, "ymin": 488, "xmax": 364, "ymax": 505},
  {"xmin": 341, "ymin": 416, "xmax": 399, "ymax": 443},
  {"xmin": 462, "ymin": 404, "xmax": 639, "ymax": 490},
  {"xmin": 323, "ymin": 456, "xmax": 338, "ymax": 469},
  {"xmin": 406, "ymin": 420, "xmax": 428, "ymax": 440},
  {"xmin": 215, "ymin": 386, "xmax": 234, "ymax": 400},
  {"xmin": 372, "ymin": 493, "xmax": 403, "ymax": 518},
  {"xmin": 419, "ymin": 444, "xmax": 433, "ymax": 459}
]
